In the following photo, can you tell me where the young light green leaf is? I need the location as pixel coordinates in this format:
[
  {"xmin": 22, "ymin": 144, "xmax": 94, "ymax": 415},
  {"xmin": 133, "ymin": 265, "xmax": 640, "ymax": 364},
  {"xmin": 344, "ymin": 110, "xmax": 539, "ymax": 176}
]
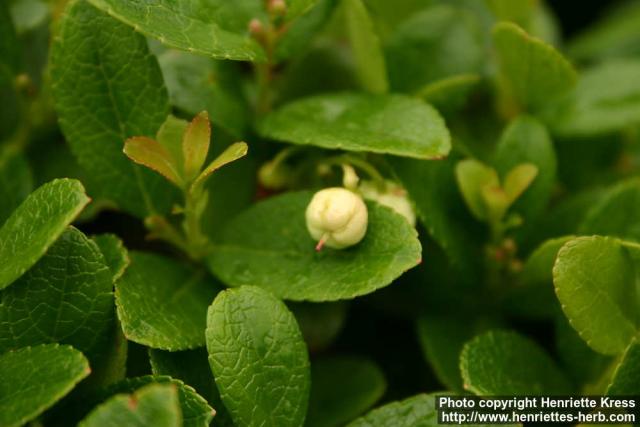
[
  {"xmin": 493, "ymin": 22, "xmax": 577, "ymax": 113},
  {"xmin": 149, "ymin": 349, "xmax": 233, "ymax": 427},
  {"xmin": 116, "ymin": 252, "xmax": 221, "ymax": 351},
  {"xmin": 259, "ymin": 93, "xmax": 450, "ymax": 159},
  {"xmin": 87, "ymin": 0, "xmax": 264, "ymax": 61},
  {"xmin": 342, "ymin": 0, "xmax": 388, "ymax": 93},
  {"xmin": 384, "ymin": 5, "xmax": 484, "ymax": 94},
  {"xmin": 346, "ymin": 394, "xmax": 435, "ymax": 427},
  {"xmin": 79, "ymin": 383, "xmax": 181, "ymax": 427},
  {"xmin": 455, "ymin": 159, "xmax": 499, "ymax": 221},
  {"xmin": 545, "ymin": 60, "xmax": 640, "ymax": 137},
  {"xmin": 607, "ymin": 337, "xmax": 640, "ymax": 396},
  {"xmin": 51, "ymin": 0, "xmax": 177, "ymax": 218},
  {"xmin": 207, "ymin": 192, "xmax": 421, "ymax": 301},
  {"xmin": 553, "ymin": 236, "xmax": 638, "ymax": 355},
  {"xmin": 460, "ymin": 330, "xmax": 572, "ymax": 395},
  {"xmin": 98, "ymin": 376, "xmax": 214, "ymax": 427},
  {"xmin": 157, "ymin": 115, "xmax": 189, "ymax": 164},
  {"xmin": 206, "ymin": 286, "xmax": 310, "ymax": 427},
  {"xmin": 182, "ymin": 111, "xmax": 211, "ymax": 182},
  {"xmin": 306, "ymin": 356, "xmax": 386, "ymax": 427},
  {"xmin": 0, "ymin": 227, "xmax": 114, "ymax": 361},
  {"xmin": 124, "ymin": 136, "xmax": 184, "ymax": 188},
  {"xmin": 0, "ymin": 148, "xmax": 33, "ymax": 225},
  {"xmin": 0, "ymin": 178, "xmax": 89, "ymax": 290},
  {"xmin": 494, "ymin": 116, "xmax": 556, "ymax": 223},
  {"xmin": 92, "ymin": 234, "xmax": 130, "ymax": 282},
  {"xmin": 0, "ymin": 344, "xmax": 90, "ymax": 427},
  {"xmin": 578, "ymin": 178, "xmax": 640, "ymax": 242},
  {"xmin": 503, "ymin": 163, "xmax": 538, "ymax": 204},
  {"xmin": 192, "ymin": 141, "xmax": 248, "ymax": 190}
]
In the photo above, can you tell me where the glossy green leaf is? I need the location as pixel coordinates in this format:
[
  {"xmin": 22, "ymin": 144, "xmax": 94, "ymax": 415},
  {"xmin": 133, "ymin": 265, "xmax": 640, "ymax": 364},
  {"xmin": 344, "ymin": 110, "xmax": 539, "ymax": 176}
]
[
  {"xmin": 51, "ymin": 0, "xmax": 177, "ymax": 218},
  {"xmin": 157, "ymin": 50, "xmax": 248, "ymax": 138},
  {"xmin": 460, "ymin": 330, "xmax": 572, "ymax": 395},
  {"xmin": 79, "ymin": 383, "xmax": 181, "ymax": 427},
  {"xmin": 149, "ymin": 348, "xmax": 233, "ymax": 427},
  {"xmin": 0, "ymin": 178, "xmax": 89, "ymax": 290},
  {"xmin": 98, "ymin": 375, "xmax": 214, "ymax": 427},
  {"xmin": 0, "ymin": 227, "xmax": 113, "ymax": 359},
  {"xmin": 493, "ymin": 22, "xmax": 577, "ymax": 112},
  {"xmin": 342, "ymin": 0, "xmax": 388, "ymax": 93},
  {"xmin": 494, "ymin": 116, "xmax": 556, "ymax": 222},
  {"xmin": 607, "ymin": 337, "xmax": 640, "ymax": 395},
  {"xmin": 206, "ymin": 286, "xmax": 310, "ymax": 427},
  {"xmin": 553, "ymin": 236, "xmax": 638, "ymax": 355},
  {"xmin": 578, "ymin": 178, "xmax": 640, "ymax": 242},
  {"xmin": 207, "ymin": 192, "xmax": 421, "ymax": 301},
  {"xmin": 92, "ymin": 234, "xmax": 130, "ymax": 282},
  {"xmin": 545, "ymin": 60, "xmax": 640, "ymax": 137},
  {"xmin": 116, "ymin": 252, "xmax": 221, "ymax": 350},
  {"xmin": 87, "ymin": 0, "xmax": 264, "ymax": 61},
  {"xmin": 0, "ymin": 149, "xmax": 33, "ymax": 225},
  {"xmin": 384, "ymin": 5, "xmax": 484, "ymax": 94},
  {"xmin": 259, "ymin": 93, "xmax": 450, "ymax": 159},
  {"xmin": 346, "ymin": 394, "xmax": 435, "ymax": 427},
  {"xmin": 306, "ymin": 356, "xmax": 386, "ymax": 427},
  {"xmin": 0, "ymin": 344, "xmax": 90, "ymax": 427},
  {"xmin": 390, "ymin": 155, "xmax": 480, "ymax": 280}
]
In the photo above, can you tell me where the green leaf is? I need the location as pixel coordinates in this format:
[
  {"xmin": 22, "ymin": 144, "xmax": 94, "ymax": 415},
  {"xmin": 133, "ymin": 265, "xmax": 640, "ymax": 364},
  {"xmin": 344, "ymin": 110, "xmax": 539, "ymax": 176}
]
[
  {"xmin": 0, "ymin": 149, "xmax": 33, "ymax": 225},
  {"xmin": 455, "ymin": 159, "xmax": 499, "ymax": 221},
  {"xmin": 486, "ymin": 0, "xmax": 536, "ymax": 30},
  {"xmin": 157, "ymin": 50, "xmax": 248, "ymax": 138},
  {"xmin": 494, "ymin": 116, "xmax": 556, "ymax": 222},
  {"xmin": 544, "ymin": 60, "xmax": 640, "ymax": 137},
  {"xmin": 390, "ymin": 155, "xmax": 480, "ymax": 280},
  {"xmin": 568, "ymin": 1, "xmax": 640, "ymax": 62},
  {"xmin": 460, "ymin": 330, "xmax": 572, "ymax": 395},
  {"xmin": 51, "ymin": 0, "xmax": 177, "ymax": 218},
  {"xmin": 492, "ymin": 22, "xmax": 577, "ymax": 113},
  {"xmin": 578, "ymin": 178, "xmax": 640, "ymax": 242},
  {"xmin": 206, "ymin": 286, "xmax": 310, "ymax": 427},
  {"xmin": 342, "ymin": 0, "xmax": 388, "ymax": 93},
  {"xmin": 92, "ymin": 234, "xmax": 130, "ymax": 282},
  {"xmin": 553, "ymin": 236, "xmax": 638, "ymax": 355},
  {"xmin": 289, "ymin": 301, "xmax": 347, "ymax": 352},
  {"xmin": 207, "ymin": 192, "xmax": 421, "ymax": 301},
  {"xmin": 182, "ymin": 111, "xmax": 211, "ymax": 182},
  {"xmin": 116, "ymin": 252, "xmax": 221, "ymax": 350},
  {"xmin": 149, "ymin": 348, "xmax": 233, "ymax": 427},
  {"xmin": 87, "ymin": 0, "xmax": 264, "ymax": 61},
  {"xmin": 417, "ymin": 315, "xmax": 480, "ymax": 391},
  {"xmin": 346, "ymin": 394, "xmax": 435, "ymax": 427},
  {"xmin": 384, "ymin": 5, "xmax": 484, "ymax": 94},
  {"xmin": 0, "ymin": 344, "xmax": 90, "ymax": 427},
  {"xmin": 0, "ymin": 178, "xmax": 89, "ymax": 290},
  {"xmin": 607, "ymin": 337, "xmax": 640, "ymax": 395},
  {"xmin": 259, "ymin": 93, "xmax": 450, "ymax": 159},
  {"xmin": 79, "ymin": 383, "xmax": 181, "ymax": 427},
  {"xmin": 306, "ymin": 356, "xmax": 386, "ymax": 427},
  {"xmin": 416, "ymin": 73, "xmax": 481, "ymax": 112},
  {"xmin": 503, "ymin": 163, "xmax": 538, "ymax": 204},
  {"xmin": 98, "ymin": 375, "xmax": 214, "ymax": 427},
  {"xmin": 124, "ymin": 136, "xmax": 184, "ymax": 188},
  {"xmin": 0, "ymin": 227, "xmax": 114, "ymax": 360}
]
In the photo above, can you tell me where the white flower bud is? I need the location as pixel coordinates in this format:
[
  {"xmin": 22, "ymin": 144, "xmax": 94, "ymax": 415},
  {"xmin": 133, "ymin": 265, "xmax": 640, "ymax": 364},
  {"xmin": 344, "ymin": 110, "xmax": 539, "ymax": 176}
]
[
  {"xmin": 305, "ymin": 187, "xmax": 368, "ymax": 250},
  {"xmin": 359, "ymin": 180, "xmax": 416, "ymax": 226}
]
